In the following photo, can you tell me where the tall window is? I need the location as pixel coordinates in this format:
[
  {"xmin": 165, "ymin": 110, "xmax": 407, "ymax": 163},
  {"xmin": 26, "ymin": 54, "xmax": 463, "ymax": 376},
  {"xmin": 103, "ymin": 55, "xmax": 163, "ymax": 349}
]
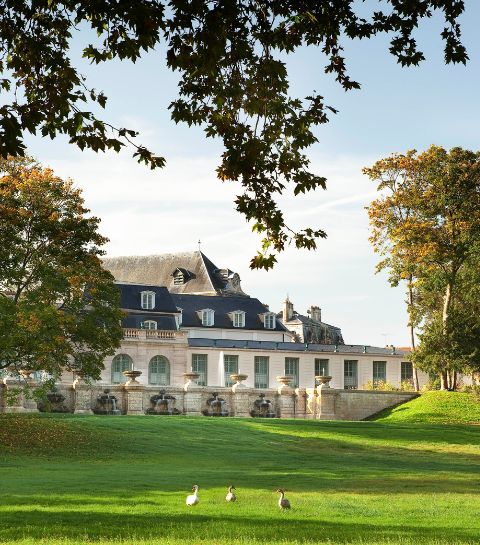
[
  {"xmin": 192, "ymin": 354, "xmax": 208, "ymax": 386},
  {"xmin": 264, "ymin": 312, "xmax": 276, "ymax": 329},
  {"xmin": 224, "ymin": 355, "xmax": 239, "ymax": 387},
  {"xmin": 140, "ymin": 320, "xmax": 157, "ymax": 330},
  {"xmin": 233, "ymin": 311, "xmax": 245, "ymax": 328},
  {"xmin": 285, "ymin": 357, "xmax": 299, "ymax": 387},
  {"xmin": 373, "ymin": 361, "xmax": 387, "ymax": 386},
  {"xmin": 401, "ymin": 361, "xmax": 413, "ymax": 382},
  {"xmin": 201, "ymin": 309, "xmax": 214, "ymax": 327},
  {"xmin": 344, "ymin": 360, "xmax": 358, "ymax": 390},
  {"xmin": 111, "ymin": 354, "xmax": 133, "ymax": 384},
  {"xmin": 315, "ymin": 358, "xmax": 329, "ymax": 378},
  {"xmin": 141, "ymin": 291, "xmax": 155, "ymax": 310},
  {"xmin": 255, "ymin": 356, "xmax": 269, "ymax": 389},
  {"xmin": 149, "ymin": 356, "xmax": 170, "ymax": 385}
]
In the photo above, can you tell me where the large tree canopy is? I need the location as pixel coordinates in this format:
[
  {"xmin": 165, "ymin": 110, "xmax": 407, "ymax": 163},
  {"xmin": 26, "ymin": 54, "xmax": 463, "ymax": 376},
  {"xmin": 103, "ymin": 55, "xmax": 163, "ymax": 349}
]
[
  {"xmin": 365, "ymin": 146, "xmax": 480, "ymax": 389},
  {"xmin": 0, "ymin": 1, "xmax": 468, "ymax": 268},
  {"xmin": 0, "ymin": 156, "xmax": 123, "ymax": 384}
]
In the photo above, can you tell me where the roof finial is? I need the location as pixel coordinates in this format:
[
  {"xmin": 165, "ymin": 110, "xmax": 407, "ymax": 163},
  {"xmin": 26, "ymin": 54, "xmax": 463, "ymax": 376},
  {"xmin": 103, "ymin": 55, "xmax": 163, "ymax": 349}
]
[{"xmin": 198, "ymin": 239, "xmax": 201, "ymax": 252}]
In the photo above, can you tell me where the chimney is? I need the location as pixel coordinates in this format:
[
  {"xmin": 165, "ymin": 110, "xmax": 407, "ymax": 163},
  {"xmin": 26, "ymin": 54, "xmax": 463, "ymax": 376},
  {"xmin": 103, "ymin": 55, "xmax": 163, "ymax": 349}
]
[
  {"xmin": 282, "ymin": 296, "xmax": 294, "ymax": 322},
  {"xmin": 309, "ymin": 305, "xmax": 322, "ymax": 322}
]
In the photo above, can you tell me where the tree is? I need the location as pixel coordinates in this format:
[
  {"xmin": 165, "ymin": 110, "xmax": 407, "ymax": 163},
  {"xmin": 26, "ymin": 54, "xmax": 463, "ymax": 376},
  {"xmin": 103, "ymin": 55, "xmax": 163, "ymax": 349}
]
[
  {"xmin": 0, "ymin": 156, "xmax": 123, "ymax": 386},
  {"xmin": 365, "ymin": 146, "xmax": 480, "ymax": 389},
  {"xmin": 0, "ymin": 1, "xmax": 469, "ymax": 268},
  {"xmin": 364, "ymin": 151, "xmax": 422, "ymax": 390}
]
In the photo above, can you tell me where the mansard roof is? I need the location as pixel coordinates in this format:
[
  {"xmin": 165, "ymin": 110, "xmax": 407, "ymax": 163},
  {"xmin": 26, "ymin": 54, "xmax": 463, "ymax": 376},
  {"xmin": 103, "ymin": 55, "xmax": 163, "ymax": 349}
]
[
  {"xmin": 104, "ymin": 251, "xmax": 246, "ymax": 296},
  {"xmin": 189, "ymin": 338, "xmax": 406, "ymax": 355},
  {"xmin": 117, "ymin": 283, "xmax": 178, "ymax": 313},
  {"xmin": 172, "ymin": 294, "xmax": 287, "ymax": 332}
]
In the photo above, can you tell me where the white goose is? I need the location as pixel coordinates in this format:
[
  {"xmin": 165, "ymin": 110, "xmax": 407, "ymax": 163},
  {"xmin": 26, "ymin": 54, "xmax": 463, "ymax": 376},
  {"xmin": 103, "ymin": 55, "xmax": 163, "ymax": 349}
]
[
  {"xmin": 186, "ymin": 484, "xmax": 200, "ymax": 506},
  {"xmin": 225, "ymin": 485, "xmax": 237, "ymax": 502},
  {"xmin": 276, "ymin": 488, "xmax": 291, "ymax": 510}
]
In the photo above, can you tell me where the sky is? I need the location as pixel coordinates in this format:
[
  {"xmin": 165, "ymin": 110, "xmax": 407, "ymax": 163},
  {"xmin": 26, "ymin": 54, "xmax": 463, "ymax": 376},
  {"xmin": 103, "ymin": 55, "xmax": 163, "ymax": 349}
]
[{"xmin": 24, "ymin": 1, "xmax": 480, "ymax": 348}]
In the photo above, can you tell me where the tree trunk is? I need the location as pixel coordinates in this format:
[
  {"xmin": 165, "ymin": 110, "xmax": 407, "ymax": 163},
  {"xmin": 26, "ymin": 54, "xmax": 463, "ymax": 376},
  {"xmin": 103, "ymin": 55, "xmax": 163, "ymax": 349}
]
[
  {"xmin": 407, "ymin": 278, "xmax": 420, "ymax": 391},
  {"xmin": 441, "ymin": 281, "xmax": 454, "ymax": 390},
  {"xmin": 440, "ymin": 370, "xmax": 448, "ymax": 390}
]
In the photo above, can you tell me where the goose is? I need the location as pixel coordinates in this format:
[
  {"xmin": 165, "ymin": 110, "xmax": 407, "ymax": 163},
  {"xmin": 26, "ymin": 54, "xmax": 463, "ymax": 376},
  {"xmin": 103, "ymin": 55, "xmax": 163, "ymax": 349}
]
[
  {"xmin": 276, "ymin": 488, "xmax": 291, "ymax": 510},
  {"xmin": 225, "ymin": 485, "xmax": 237, "ymax": 502},
  {"xmin": 186, "ymin": 484, "xmax": 199, "ymax": 506}
]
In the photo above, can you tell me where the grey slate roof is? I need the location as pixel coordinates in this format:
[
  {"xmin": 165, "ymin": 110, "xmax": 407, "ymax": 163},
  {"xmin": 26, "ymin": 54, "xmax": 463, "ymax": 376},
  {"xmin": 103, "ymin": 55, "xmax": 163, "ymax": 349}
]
[
  {"xmin": 104, "ymin": 251, "xmax": 245, "ymax": 295},
  {"xmin": 172, "ymin": 294, "xmax": 287, "ymax": 332},
  {"xmin": 188, "ymin": 338, "xmax": 406, "ymax": 355}
]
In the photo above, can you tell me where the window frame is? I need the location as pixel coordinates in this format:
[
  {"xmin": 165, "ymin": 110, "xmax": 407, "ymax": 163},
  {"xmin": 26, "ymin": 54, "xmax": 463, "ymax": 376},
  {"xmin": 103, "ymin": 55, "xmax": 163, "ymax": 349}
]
[
  {"xmin": 232, "ymin": 311, "xmax": 245, "ymax": 328},
  {"xmin": 201, "ymin": 309, "xmax": 214, "ymax": 327},
  {"xmin": 264, "ymin": 312, "xmax": 276, "ymax": 329},
  {"xmin": 192, "ymin": 354, "xmax": 208, "ymax": 386},
  {"xmin": 285, "ymin": 357, "xmax": 299, "ymax": 387},
  {"xmin": 111, "ymin": 354, "xmax": 133, "ymax": 384},
  {"xmin": 140, "ymin": 290, "xmax": 155, "ymax": 310},
  {"xmin": 254, "ymin": 356, "xmax": 269, "ymax": 389},
  {"xmin": 344, "ymin": 360, "xmax": 358, "ymax": 390},
  {"xmin": 149, "ymin": 355, "xmax": 170, "ymax": 385},
  {"xmin": 401, "ymin": 361, "xmax": 414, "ymax": 382},
  {"xmin": 314, "ymin": 358, "xmax": 329, "ymax": 381},
  {"xmin": 141, "ymin": 320, "xmax": 157, "ymax": 330},
  {"xmin": 224, "ymin": 355, "xmax": 239, "ymax": 387},
  {"xmin": 373, "ymin": 360, "xmax": 387, "ymax": 386}
]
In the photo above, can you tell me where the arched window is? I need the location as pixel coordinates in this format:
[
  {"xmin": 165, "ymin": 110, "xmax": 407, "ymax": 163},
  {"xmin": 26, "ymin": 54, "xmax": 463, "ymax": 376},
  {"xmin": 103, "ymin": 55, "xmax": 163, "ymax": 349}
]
[
  {"xmin": 111, "ymin": 354, "xmax": 133, "ymax": 384},
  {"xmin": 149, "ymin": 356, "xmax": 170, "ymax": 385}
]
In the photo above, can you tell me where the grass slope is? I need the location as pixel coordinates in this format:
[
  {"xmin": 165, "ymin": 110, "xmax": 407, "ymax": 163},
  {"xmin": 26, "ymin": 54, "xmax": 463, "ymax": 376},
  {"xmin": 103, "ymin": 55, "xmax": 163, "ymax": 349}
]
[
  {"xmin": 371, "ymin": 391, "xmax": 480, "ymax": 424},
  {"xmin": 0, "ymin": 414, "xmax": 479, "ymax": 545}
]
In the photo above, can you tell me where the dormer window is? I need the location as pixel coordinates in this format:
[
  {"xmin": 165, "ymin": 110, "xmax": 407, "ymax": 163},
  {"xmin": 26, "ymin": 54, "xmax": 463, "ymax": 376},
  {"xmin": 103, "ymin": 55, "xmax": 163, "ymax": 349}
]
[
  {"xmin": 171, "ymin": 267, "xmax": 193, "ymax": 286},
  {"xmin": 141, "ymin": 291, "xmax": 155, "ymax": 310},
  {"xmin": 264, "ymin": 312, "xmax": 276, "ymax": 329},
  {"xmin": 201, "ymin": 309, "xmax": 214, "ymax": 327},
  {"xmin": 232, "ymin": 310, "xmax": 245, "ymax": 328},
  {"xmin": 173, "ymin": 271, "xmax": 184, "ymax": 285},
  {"xmin": 141, "ymin": 320, "xmax": 157, "ymax": 330}
]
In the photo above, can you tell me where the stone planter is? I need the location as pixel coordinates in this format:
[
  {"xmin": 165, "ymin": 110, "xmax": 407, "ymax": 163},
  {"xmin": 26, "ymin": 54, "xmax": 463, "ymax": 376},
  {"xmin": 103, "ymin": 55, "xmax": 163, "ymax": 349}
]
[
  {"xmin": 183, "ymin": 372, "xmax": 200, "ymax": 391},
  {"xmin": 122, "ymin": 370, "xmax": 142, "ymax": 385},
  {"xmin": 230, "ymin": 373, "xmax": 248, "ymax": 390},
  {"xmin": 276, "ymin": 375, "xmax": 293, "ymax": 386},
  {"xmin": 315, "ymin": 375, "xmax": 332, "ymax": 390}
]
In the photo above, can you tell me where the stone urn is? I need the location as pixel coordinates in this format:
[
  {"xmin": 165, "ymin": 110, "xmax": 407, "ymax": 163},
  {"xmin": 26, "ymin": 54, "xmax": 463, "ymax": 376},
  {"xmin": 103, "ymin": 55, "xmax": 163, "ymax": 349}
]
[
  {"xmin": 276, "ymin": 375, "xmax": 294, "ymax": 394},
  {"xmin": 315, "ymin": 375, "xmax": 332, "ymax": 390},
  {"xmin": 123, "ymin": 370, "xmax": 142, "ymax": 385},
  {"xmin": 183, "ymin": 372, "xmax": 200, "ymax": 391},
  {"xmin": 230, "ymin": 373, "xmax": 248, "ymax": 391},
  {"xmin": 19, "ymin": 369, "xmax": 34, "ymax": 381}
]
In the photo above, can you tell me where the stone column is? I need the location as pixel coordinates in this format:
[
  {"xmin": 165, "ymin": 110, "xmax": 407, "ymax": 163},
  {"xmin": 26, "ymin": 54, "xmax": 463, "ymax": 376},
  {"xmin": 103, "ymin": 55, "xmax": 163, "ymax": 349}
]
[
  {"xmin": 305, "ymin": 388, "xmax": 317, "ymax": 419},
  {"xmin": 276, "ymin": 375, "xmax": 296, "ymax": 418},
  {"xmin": 19, "ymin": 371, "xmax": 39, "ymax": 413},
  {"xmin": 123, "ymin": 371, "xmax": 145, "ymax": 415},
  {"xmin": 73, "ymin": 377, "xmax": 94, "ymax": 414},
  {"xmin": 183, "ymin": 372, "xmax": 203, "ymax": 416},
  {"xmin": 231, "ymin": 374, "xmax": 251, "ymax": 417},
  {"xmin": 316, "ymin": 376, "xmax": 337, "ymax": 420},
  {"xmin": 2, "ymin": 378, "xmax": 28, "ymax": 413}
]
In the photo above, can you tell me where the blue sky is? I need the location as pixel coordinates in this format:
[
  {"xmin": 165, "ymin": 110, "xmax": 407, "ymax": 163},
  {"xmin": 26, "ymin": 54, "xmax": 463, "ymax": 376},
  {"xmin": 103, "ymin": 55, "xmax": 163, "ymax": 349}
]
[{"xmin": 25, "ymin": 2, "xmax": 480, "ymax": 347}]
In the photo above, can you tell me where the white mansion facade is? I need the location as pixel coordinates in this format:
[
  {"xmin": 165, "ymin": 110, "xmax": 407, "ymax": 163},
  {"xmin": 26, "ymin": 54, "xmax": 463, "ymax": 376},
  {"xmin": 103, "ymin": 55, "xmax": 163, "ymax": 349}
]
[{"xmin": 94, "ymin": 251, "xmax": 427, "ymax": 392}]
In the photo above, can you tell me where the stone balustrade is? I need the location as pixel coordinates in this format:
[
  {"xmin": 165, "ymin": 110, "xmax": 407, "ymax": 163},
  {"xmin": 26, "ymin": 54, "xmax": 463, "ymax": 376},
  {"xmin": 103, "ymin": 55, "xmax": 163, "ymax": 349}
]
[
  {"xmin": 0, "ymin": 372, "xmax": 418, "ymax": 419},
  {"xmin": 123, "ymin": 328, "xmax": 183, "ymax": 341}
]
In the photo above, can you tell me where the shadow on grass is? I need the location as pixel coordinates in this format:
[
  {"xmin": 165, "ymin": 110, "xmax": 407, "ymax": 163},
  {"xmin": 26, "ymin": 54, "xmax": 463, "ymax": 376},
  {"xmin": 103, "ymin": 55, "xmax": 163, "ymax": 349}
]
[{"xmin": 0, "ymin": 508, "xmax": 477, "ymax": 543}]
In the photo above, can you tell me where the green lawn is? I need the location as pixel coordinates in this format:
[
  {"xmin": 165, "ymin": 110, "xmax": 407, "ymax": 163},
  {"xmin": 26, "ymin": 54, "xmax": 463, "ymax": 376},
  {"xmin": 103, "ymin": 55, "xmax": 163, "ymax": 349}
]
[
  {"xmin": 371, "ymin": 391, "xmax": 480, "ymax": 424},
  {"xmin": 0, "ymin": 412, "xmax": 479, "ymax": 545}
]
